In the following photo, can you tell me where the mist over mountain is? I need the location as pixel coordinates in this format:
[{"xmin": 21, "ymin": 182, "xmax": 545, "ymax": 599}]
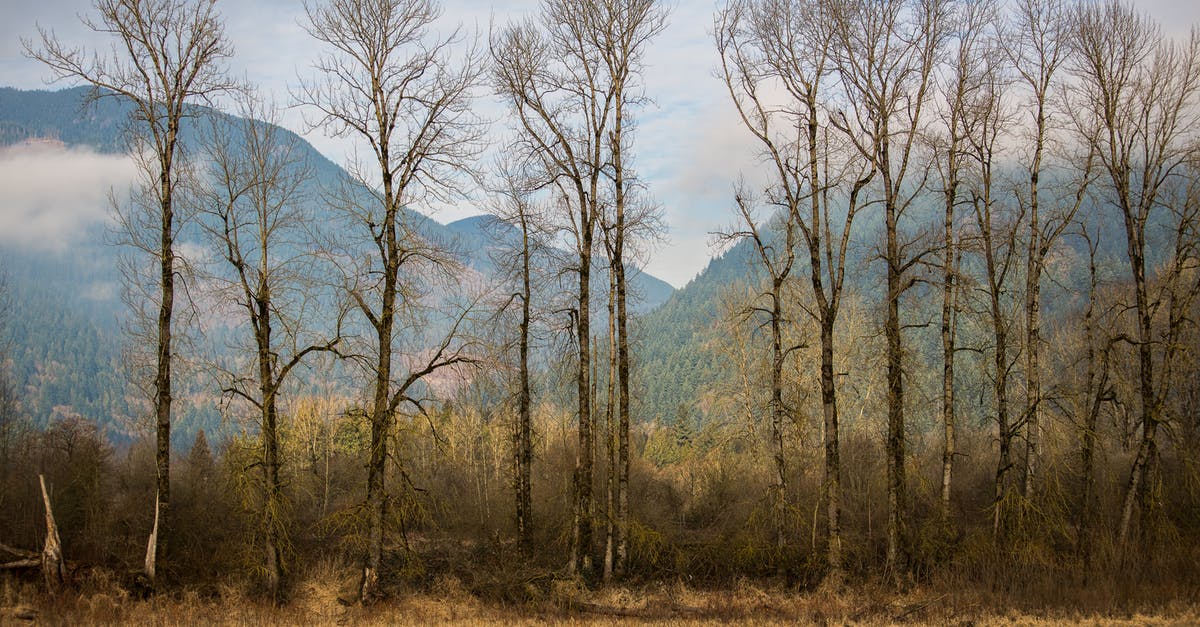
[{"xmin": 0, "ymin": 86, "xmax": 679, "ymax": 442}]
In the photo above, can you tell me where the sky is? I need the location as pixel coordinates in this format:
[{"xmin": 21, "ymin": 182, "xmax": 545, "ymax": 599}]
[{"xmin": 1, "ymin": 0, "xmax": 1198, "ymax": 288}]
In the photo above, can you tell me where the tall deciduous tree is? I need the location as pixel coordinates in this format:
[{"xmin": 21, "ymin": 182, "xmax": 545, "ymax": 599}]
[
  {"xmin": 715, "ymin": 188, "xmax": 798, "ymax": 569},
  {"xmin": 1003, "ymin": 0, "xmax": 1091, "ymax": 502},
  {"xmin": 715, "ymin": 0, "xmax": 872, "ymax": 584},
  {"xmin": 492, "ymin": 0, "xmax": 665, "ymax": 578},
  {"xmin": 951, "ymin": 42, "xmax": 1019, "ymax": 539},
  {"xmin": 931, "ymin": 0, "xmax": 995, "ymax": 525},
  {"xmin": 825, "ymin": 0, "xmax": 949, "ymax": 579},
  {"xmin": 24, "ymin": 0, "xmax": 234, "ymax": 587},
  {"xmin": 598, "ymin": 0, "xmax": 667, "ymax": 579},
  {"xmin": 1069, "ymin": 0, "xmax": 1200, "ymax": 550},
  {"xmin": 198, "ymin": 98, "xmax": 343, "ymax": 602},
  {"xmin": 299, "ymin": 0, "xmax": 485, "ymax": 603},
  {"xmin": 487, "ymin": 161, "xmax": 548, "ymax": 550}
]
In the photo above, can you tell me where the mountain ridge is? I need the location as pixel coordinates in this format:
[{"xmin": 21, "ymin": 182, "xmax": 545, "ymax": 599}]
[{"xmin": 0, "ymin": 85, "xmax": 678, "ymax": 440}]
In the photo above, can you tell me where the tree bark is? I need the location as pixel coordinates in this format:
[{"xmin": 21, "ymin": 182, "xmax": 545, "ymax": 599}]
[
  {"xmin": 150, "ymin": 148, "xmax": 174, "ymax": 586},
  {"xmin": 516, "ymin": 212, "xmax": 533, "ymax": 549},
  {"xmin": 572, "ymin": 221, "xmax": 595, "ymax": 577},
  {"xmin": 603, "ymin": 264, "xmax": 617, "ymax": 583}
]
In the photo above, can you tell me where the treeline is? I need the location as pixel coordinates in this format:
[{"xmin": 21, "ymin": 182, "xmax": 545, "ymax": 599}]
[{"xmin": 2, "ymin": 0, "xmax": 1200, "ymax": 610}]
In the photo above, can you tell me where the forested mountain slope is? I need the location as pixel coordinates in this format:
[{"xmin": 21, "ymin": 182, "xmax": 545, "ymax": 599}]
[{"xmin": 0, "ymin": 86, "xmax": 675, "ymax": 442}]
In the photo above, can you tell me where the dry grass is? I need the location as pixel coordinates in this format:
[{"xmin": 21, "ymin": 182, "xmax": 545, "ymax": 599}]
[{"xmin": 3, "ymin": 569, "xmax": 1199, "ymax": 626}]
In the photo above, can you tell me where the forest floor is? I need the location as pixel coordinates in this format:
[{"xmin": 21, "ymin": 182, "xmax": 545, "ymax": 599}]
[{"xmin": 3, "ymin": 570, "xmax": 1199, "ymax": 626}]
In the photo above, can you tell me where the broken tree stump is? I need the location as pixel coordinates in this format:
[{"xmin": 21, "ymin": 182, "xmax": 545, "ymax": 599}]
[{"xmin": 39, "ymin": 474, "xmax": 64, "ymax": 594}]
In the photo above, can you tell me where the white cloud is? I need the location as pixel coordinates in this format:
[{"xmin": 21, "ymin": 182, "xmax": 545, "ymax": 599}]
[{"xmin": 0, "ymin": 142, "xmax": 135, "ymax": 251}]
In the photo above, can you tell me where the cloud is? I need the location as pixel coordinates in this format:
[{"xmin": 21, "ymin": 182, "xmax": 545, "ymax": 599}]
[{"xmin": 0, "ymin": 141, "xmax": 136, "ymax": 252}]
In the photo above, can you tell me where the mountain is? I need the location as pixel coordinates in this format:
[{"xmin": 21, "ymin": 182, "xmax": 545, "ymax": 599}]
[
  {"xmin": 0, "ymin": 86, "xmax": 675, "ymax": 442},
  {"xmin": 629, "ymin": 184, "xmax": 1149, "ymax": 427},
  {"xmin": 443, "ymin": 214, "xmax": 674, "ymax": 313}
]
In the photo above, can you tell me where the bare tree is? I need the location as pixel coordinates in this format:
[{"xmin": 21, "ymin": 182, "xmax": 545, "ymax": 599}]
[
  {"xmin": 197, "ymin": 98, "xmax": 343, "ymax": 602},
  {"xmin": 1069, "ymin": 0, "xmax": 1200, "ymax": 551},
  {"xmin": 825, "ymin": 0, "xmax": 950, "ymax": 579},
  {"xmin": 930, "ymin": 0, "xmax": 998, "ymax": 525},
  {"xmin": 486, "ymin": 160, "xmax": 550, "ymax": 550},
  {"xmin": 1073, "ymin": 221, "xmax": 1112, "ymax": 569},
  {"xmin": 24, "ymin": 0, "xmax": 234, "ymax": 586},
  {"xmin": 715, "ymin": 0, "xmax": 873, "ymax": 584},
  {"xmin": 298, "ymin": 0, "xmax": 485, "ymax": 603},
  {"xmin": 491, "ymin": 0, "xmax": 664, "ymax": 578},
  {"xmin": 951, "ymin": 43, "xmax": 1021, "ymax": 539},
  {"xmin": 597, "ymin": 0, "xmax": 668, "ymax": 580},
  {"xmin": 1003, "ymin": 0, "xmax": 1092, "ymax": 501},
  {"xmin": 492, "ymin": 14, "xmax": 605, "ymax": 575},
  {"xmin": 714, "ymin": 188, "xmax": 798, "ymax": 571}
]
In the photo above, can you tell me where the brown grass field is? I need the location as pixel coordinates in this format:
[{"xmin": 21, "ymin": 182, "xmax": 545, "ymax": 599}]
[{"xmin": 4, "ymin": 568, "xmax": 1199, "ymax": 626}]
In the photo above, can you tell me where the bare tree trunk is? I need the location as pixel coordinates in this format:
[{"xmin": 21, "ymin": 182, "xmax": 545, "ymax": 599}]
[
  {"xmin": 615, "ymin": 260, "xmax": 630, "ymax": 579},
  {"xmin": 939, "ymin": 242, "xmax": 957, "ymax": 522},
  {"xmin": 990, "ymin": 315, "xmax": 1012, "ymax": 540},
  {"xmin": 516, "ymin": 213, "xmax": 533, "ymax": 549},
  {"xmin": 603, "ymin": 266, "xmax": 617, "ymax": 582},
  {"xmin": 1118, "ymin": 261, "xmax": 1157, "ymax": 547},
  {"xmin": 612, "ymin": 89, "xmax": 632, "ymax": 581},
  {"xmin": 151, "ymin": 174, "xmax": 174, "ymax": 585},
  {"xmin": 40, "ymin": 475, "xmax": 64, "ymax": 594},
  {"xmin": 884, "ymin": 190, "xmax": 905, "ymax": 579},
  {"xmin": 819, "ymin": 317, "xmax": 842, "ymax": 583},
  {"xmin": 261, "ymin": 349, "xmax": 283, "ymax": 603},
  {"xmin": 362, "ymin": 312, "xmax": 394, "ymax": 602},
  {"xmin": 573, "ymin": 238, "xmax": 594, "ymax": 577},
  {"xmin": 770, "ymin": 287, "xmax": 787, "ymax": 567},
  {"xmin": 1077, "ymin": 230, "xmax": 1106, "ymax": 568},
  {"xmin": 1022, "ymin": 258, "xmax": 1042, "ymax": 500},
  {"xmin": 939, "ymin": 147, "xmax": 958, "ymax": 524}
]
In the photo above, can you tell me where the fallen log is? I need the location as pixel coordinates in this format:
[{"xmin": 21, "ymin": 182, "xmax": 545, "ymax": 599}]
[
  {"xmin": 0, "ymin": 558, "xmax": 41, "ymax": 570},
  {"xmin": 0, "ymin": 542, "xmax": 38, "ymax": 560}
]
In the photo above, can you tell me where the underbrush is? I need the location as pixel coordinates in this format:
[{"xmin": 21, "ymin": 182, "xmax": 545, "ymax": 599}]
[{"xmin": 3, "ymin": 544, "xmax": 1198, "ymax": 626}]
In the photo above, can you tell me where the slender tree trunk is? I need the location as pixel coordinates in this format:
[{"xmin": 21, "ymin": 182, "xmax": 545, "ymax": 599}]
[
  {"xmin": 883, "ymin": 167, "xmax": 905, "ymax": 580},
  {"xmin": 603, "ymin": 268, "xmax": 616, "ymax": 582},
  {"xmin": 1022, "ymin": 110, "xmax": 1045, "ymax": 501},
  {"xmin": 263, "ymin": 396, "xmax": 282, "ymax": 602},
  {"xmin": 940, "ymin": 162, "xmax": 958, "ymax": 523},
  {"xmin": 258, "ymin": 294, "xmax": 283, "ymax": 603},
  {"xmin": 1077, "ymin": 247, "xmax": 1106, "ymax": 568},
  {"xmin": 991, "ymin": 315, "xmax": 1011, "ymax": 539},
  {"xmin": 148, "ymin": 142, "xmax": 177, "ymax": 586},
  {"xmin": 516, "ymin": 216, "xmax": 533, "ymax": 549},
  {"xmin": 770, "ymin": 287, "xmax": 787, "ymax": 568},
  {"xmin": 571, "ymin": 219, "xmax": 594, "ymax": 577},
  {"xmin": 361, "ymin": 192, "xmax": 398, "ymax": 603},
  {"xmin": 1118, "ymin": 241, "xmax": 1157, "ymax": 547},
  {"xmin": 615, "ymin": 258, "xmax": 630, "ymax": 579},
  {"xmin": 612, "ymin": 104, "xmax": 631, "ymax": 579},
  {"xmin": 362, "ymin": 320, "xmax": 391, "ymax": 602},
  {"xmin": 819, "ymin": 317, "xmax": 841, "ymax": 582}
]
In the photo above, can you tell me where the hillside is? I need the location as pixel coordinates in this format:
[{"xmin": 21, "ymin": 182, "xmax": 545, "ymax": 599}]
[{"xmin": 0, "ymin": 86, "xmax": 675, "ymax": 442}]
